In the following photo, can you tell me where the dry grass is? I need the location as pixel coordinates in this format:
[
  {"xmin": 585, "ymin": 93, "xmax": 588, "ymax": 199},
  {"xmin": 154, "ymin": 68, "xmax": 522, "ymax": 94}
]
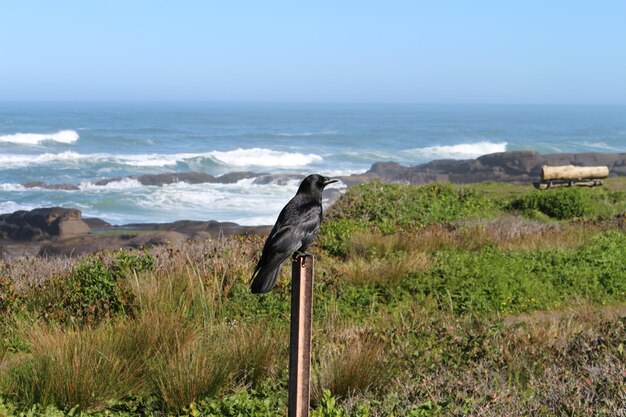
[
  {"xmin": 344, "ymin": 217, "xmax": 598, "ymax": 258},
  {"xmin": 0, "ymin": 236, "xmax": 286, "ymax": 411},
  {"xmin": 149, "ymin": 327, "xmax": 232, "ymax": 411},
  {"xmin": 312, "ymin": 322, "xmax": 393, "ymax": 404},
  {"xmin": 3, "ymin": 324, "xmax": 145, "ymax": 409},
  {"xmin": 329, "ymin": 252, "xmax": 429, "ymax": 286}
]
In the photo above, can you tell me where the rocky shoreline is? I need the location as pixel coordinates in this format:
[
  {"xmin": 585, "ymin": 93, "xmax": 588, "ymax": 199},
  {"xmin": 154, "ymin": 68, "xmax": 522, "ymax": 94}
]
[{"xmin": 2, "ymin": 150, "xmax": 625, "ymax": 257}]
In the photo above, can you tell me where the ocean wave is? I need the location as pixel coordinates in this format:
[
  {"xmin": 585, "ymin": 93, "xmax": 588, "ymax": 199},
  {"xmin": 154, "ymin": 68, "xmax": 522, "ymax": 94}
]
[
  {"xmin": 0, "ymin": 183, "xmax": 26, "ymax": 191},
  {"xmin": 205, "ymin": 148, "xmax": 322, "ymax": 167},
  {"xmin": 404, "ymin": 141, "xmax": 507, "ymax": 160},
  {"xmin": 0, "ymin": 176, "xmax": 346, "ymax": 225},
  {"xmin": 0, "ymin": 130, "xmax": 79, "ymax": 145},
  {"xmin": 79, "ymin": 178, "xmax": 145, "ymax": 191},
  {"xmin": 0, "ymin": 201, "xmax": 40, "ymax": 214},
  {"xmin": 0, "ymin": 148, "xmax": 322, "ymax": 169}
]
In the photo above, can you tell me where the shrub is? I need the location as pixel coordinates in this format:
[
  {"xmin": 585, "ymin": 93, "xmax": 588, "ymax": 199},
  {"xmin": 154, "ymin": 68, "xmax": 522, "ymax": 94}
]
[
  {"xmin": 28, "ymin": 252, "xmax": 154, "ymax": 325},
  {"xmin": 509, "ymin": 188, "xmax": 593, "ymax": 219}
]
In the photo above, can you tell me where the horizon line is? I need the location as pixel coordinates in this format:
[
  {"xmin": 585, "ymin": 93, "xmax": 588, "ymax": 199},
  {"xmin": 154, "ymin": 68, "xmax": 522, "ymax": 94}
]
[{"xmin": 1, "ymin": 100, "xmax": 626, "ymax": 107}]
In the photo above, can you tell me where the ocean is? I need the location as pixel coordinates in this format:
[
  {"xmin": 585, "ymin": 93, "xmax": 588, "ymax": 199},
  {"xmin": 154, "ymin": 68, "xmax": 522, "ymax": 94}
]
[{"xmin": 1, "ymin": 103, "xmax": 625, "ymax": 225}]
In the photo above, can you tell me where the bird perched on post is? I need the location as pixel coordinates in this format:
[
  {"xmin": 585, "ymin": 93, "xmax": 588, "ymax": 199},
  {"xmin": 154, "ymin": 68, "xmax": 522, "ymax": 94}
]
[{"xmin": 250, "ymin": 174, "xmax": 338, "ymax": 294}]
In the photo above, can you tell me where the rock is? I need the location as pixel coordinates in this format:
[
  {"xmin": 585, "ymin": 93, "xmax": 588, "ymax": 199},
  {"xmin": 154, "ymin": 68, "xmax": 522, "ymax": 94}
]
[
  {"xmin": 213, "ymin": 171, "xmax": 263, "ymax": 183},
  {"xmin": 0, "ymin": 207, "xmax": 90, "ymax": 241},
  {"xmin": 96, "ymin": 172, "xmax": 216, "ymax": 186},
  {"xmin": 22, "ymin": 181, "xmax": 80, "ymax": 191},
  {"xmin": 253, "ymin": 174, "xmax": 306, "ymax": 185},
  {"xmin": 129, "ymin": 231, "xmax": 188, "ymax": 247},
  {"xmin": 83, "ymin": 217, "xmax": 112, "ymax": 230},
  {"xmin": 139, "ymin": 172, "xmax": 216, "ymax": 186},
  {"xmin": 341, "ymin": 151, "xmax": 626, "ymax": 185}
]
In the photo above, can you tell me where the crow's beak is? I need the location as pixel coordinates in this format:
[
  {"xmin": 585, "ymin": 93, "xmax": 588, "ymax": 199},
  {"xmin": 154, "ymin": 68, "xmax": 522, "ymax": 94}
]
[{"xmin": 323, "ymin": 178, "xmax": 338, "ymax": 186}]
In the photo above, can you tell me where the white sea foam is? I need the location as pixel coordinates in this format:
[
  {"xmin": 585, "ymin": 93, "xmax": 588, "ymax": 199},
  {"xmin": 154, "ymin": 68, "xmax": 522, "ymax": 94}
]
[
  {"xmin": 79, "ymin": 178, "xmax": 145, "ymax": 191},
  {"xmin": 0, "ymin": 183, "xmax": 26, "ymax": 191},
  {"xmin": 404, "ymin": 141, "xmax": 507, "ymax": 160},
  {"xmin": 208, "ymin": 148, "xmax": 322, "ymax": 167},
  {"xmin": 0, "ymin": 148, "xmax": 322, "ymax": 169},
  {"xmin": 0, "ymin": 151, "xmax": 85, "ymax": 167},
  {"xmin": 0, "ymin": 130, "xmax": 79, "ymax": 145},
  {"xmin": 0, "ymin": 201, "xmax": 40, "ymax": 214},
  {"xmin": 318, "ymin": 169, "xmax": 366, "ymax": 177}
]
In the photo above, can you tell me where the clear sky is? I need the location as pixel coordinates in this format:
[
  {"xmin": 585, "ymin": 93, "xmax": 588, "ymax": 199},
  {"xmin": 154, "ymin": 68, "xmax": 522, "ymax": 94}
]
[{"xmin": 1, "ymin": 1, "xmax": 625, "ymax": 104}]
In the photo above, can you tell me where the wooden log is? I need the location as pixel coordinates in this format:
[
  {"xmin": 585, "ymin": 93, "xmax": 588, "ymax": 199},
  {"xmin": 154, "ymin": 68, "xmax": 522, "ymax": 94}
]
[
  {"xmin": 288, "ymin": 254, "xmax": 314, "ymax": 417},
  {"xmin": 541, "ymin": 165, "xmax": 609, "ymax": 181}
]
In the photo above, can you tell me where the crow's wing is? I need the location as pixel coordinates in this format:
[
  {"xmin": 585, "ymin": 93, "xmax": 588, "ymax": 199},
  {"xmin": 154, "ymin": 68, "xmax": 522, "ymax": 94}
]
[
  {"xmin": 250, "ymin": 201, "xmax": 321, "ymax": 293},
  {"xmin": 262, "ymin": 201, "xmax": 321, "ymax": 255}
]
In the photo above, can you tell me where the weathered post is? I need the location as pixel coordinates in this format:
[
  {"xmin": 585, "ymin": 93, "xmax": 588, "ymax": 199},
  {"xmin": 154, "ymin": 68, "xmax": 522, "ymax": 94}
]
[{"xmin": 288, "ymin": 254, "xmax": 314, "ymax": 417}]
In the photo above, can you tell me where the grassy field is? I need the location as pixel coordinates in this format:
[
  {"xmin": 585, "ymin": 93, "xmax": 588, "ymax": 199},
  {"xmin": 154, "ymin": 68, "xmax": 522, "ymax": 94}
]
[{"xmin": 1, "ymin": 180, "xmax": 625, "ymax": 416}]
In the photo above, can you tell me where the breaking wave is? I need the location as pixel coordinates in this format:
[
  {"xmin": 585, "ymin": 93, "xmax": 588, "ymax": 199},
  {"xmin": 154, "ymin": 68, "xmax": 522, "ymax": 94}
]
[
  {"xmin": 0, "ymin": 148, "xmax": 323, "ymax": 169},
  {"xmin": 208, "ymin": 148, "xmax": 322, "ymax": 167},
  {"xmin": 404, "ymin": 141, "xmax": 507, "ymax": 160},
  {"xmin": 0, "ymin": 130, "xmax": 79, "ymax": 145}
]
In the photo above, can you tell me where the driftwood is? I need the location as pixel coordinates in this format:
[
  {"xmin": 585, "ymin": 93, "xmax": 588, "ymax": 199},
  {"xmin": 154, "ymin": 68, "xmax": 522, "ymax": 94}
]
[{"xmin": 541, "ymin": 165, "xmax": 609, "ymax": 181}]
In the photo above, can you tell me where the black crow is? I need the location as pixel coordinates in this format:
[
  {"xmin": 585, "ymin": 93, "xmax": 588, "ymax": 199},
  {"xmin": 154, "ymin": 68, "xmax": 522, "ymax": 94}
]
[{"xmin": 250, "ymin": 174, "xmax": 338, "ymax": 294}]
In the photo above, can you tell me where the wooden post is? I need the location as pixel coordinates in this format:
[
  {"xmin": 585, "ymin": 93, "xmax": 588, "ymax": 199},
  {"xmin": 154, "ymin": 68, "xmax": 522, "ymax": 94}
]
[{"xmin": 288, "ymin": 254, "xmax": 314, "ymax": 417}]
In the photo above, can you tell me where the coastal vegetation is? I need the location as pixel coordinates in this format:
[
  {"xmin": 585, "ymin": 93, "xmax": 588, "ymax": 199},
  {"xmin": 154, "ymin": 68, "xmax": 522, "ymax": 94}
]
[{"xmin": 1, "ymin": 180, "xmax": 625, "ymax": 416}]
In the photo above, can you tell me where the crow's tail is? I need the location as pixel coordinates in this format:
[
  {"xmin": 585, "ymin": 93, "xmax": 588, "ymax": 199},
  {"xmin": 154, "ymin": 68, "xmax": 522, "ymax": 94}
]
[{"xmin": 250, "ymin": 256, "xmax": 283, "ymax": 294}]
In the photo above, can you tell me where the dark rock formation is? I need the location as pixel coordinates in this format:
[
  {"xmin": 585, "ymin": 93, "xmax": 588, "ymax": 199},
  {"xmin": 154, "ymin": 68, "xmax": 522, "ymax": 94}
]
[
  {"xmin": 252, "ymin": 173, "xmax": 306, "ymax": 185},
  {"xmin": 340, "ymin": 151, "xmax": 626, "ymax": 185},
  {"xmin": 22, "ymin": 181, "xmax": 80, "ymax": 191},
  {"xmin": 96, "ymin": 172, "xmax": 215, "ymax": 186},
  {"xmin": 83, "ymin": 217, "xmax": 112, "ymax": 230},
  {"xmin": 212, "ymin": 171, "xmax": 263, "ymax": 183},
  {"xmin": 128, "ymin": 231, "xmax": 189, "ymax": 248},
  {"xmin": 0, "ymin": 207, "xmax": 90, "ymax": 241},
  {"xmin": 95, "ymin": 171, "xmax": 261, "ymax": 187}
]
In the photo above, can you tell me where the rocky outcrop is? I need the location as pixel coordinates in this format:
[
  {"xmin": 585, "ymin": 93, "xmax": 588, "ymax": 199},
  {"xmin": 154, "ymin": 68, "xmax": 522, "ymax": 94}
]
[
  {"xmin": 22, "ymin": 181, "xmax": 80, "ymax": 191},
  {"xmin": 252, "ymin": 174, "xmax": 306, "ymax": 185},
  {"xmin": 95, "ymin": 171, "xmax": 262, "ymax": 187},
  {"xmin": 0, "ymin": 207, "xmax": 90, "ymax": 241},
  {"xmin": 339, "ymin": 151, "xmax": 626, "ymax": 185}
]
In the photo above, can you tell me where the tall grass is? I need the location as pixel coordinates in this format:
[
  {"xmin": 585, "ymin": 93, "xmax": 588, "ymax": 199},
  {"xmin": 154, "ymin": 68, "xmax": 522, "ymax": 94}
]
[
  {"xmin": 0, "ymin": 240, "xmax": 285, "ymax": 411},
  {"xmin": 4, "ymin": 324, "xmax": 145, "ymax": 409}
]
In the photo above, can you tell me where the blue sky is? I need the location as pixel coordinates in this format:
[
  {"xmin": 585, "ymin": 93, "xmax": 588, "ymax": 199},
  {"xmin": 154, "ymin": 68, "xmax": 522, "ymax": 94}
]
[{"xmin": 1, "ymin": 1, "xmax": 625, "ymax": 104}]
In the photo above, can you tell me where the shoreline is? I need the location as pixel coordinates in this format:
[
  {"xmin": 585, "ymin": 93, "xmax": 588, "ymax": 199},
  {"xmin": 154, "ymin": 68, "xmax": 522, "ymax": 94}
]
[
  {"xmin": 18, "ymin": 149, "xmax": 626, "ymax": 190},
  {"xmin": 2, "ymin": 150, "xmax": 625, "ymax": 257}
]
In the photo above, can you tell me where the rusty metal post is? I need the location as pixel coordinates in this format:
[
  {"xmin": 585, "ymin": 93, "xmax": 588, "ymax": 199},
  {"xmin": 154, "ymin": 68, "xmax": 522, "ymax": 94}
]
[{"xmin": 288, "ymin": 254, "xmax": 314, "ymax": 417}]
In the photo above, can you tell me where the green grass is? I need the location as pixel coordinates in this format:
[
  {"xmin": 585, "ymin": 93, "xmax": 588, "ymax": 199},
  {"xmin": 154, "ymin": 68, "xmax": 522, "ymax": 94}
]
[{"xmin": 1, "ymin": 181, "xmax": 625, "ymax": 416}]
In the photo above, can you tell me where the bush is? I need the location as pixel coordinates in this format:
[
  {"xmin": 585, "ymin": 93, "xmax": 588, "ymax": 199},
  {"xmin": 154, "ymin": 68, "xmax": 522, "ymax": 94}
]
[
  {"xmin": 29, "ymin": 251, "xmax": 154, "ymax": 325},
  {"xmin": 509, "ymin": 188, "xmax": 593, "ymax": 219}
]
